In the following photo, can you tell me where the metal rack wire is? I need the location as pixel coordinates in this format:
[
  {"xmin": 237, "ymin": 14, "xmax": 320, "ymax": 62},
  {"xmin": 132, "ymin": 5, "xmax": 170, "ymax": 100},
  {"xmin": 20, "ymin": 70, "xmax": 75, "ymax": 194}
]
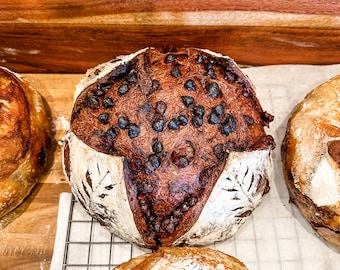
[{"xmin": 61, "ymin": 196, "xmax": 144, "ymax": 270}]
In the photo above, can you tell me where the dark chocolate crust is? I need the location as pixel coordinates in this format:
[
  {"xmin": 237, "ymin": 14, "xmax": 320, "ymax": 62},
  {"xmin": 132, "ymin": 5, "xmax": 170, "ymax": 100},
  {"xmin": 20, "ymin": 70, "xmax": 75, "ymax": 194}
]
[{"xmin": 70, "ymin": 48, "xmax": 274, "ymax": 247}]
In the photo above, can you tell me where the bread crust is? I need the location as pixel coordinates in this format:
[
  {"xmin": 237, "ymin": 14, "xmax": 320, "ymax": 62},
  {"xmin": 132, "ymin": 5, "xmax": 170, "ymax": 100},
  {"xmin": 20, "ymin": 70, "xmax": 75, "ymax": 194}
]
[
  {"xmin": 0, "ymin": 67, "xmax": 52, "ymax": 218},
  {"xmin": 113, "ymin": 247, "xmax": 248, "ymax": 270},
  {"xmin": 281, "ymin": 75, "xmax": 340, "ymax": 249}
]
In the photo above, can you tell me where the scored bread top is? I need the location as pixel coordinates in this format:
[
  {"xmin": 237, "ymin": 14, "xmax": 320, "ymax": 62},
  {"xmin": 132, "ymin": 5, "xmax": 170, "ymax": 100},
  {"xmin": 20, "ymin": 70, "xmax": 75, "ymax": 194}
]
[{"xmin": 68, "ymin": 47, "xmax": 274, "ymax": 247}]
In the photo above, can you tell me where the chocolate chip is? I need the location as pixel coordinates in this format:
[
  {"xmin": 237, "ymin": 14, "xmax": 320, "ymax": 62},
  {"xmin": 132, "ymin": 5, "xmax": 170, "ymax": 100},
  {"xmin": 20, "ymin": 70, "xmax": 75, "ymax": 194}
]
[
  {"xmin": 109, "ymin": 62, "xmax": 132, "ymax": 81},
  {"xmin": 220, "ymin": 114, "xmax": 237, "ymax": 135},
  {"xmin": 204, "ymin": 61, "xmax": 214, "ymax": 71},
  {"xmin": 165, "ymin": 53, "xmax": 176, "ymax": 63},
  {"xmin": 145, "ymin": 155, "xmax": 161, "ymax": 174},
  {"xmin": 177, "ymin": 157, "xmax": 189, "ymax": 168},
  {"xmin": 224, "ymin": 71, "xmax": 237, "ymax": 83},
  {"xmin": 127, "ymin": 70, "xmax": 138, "ymax": 84},
  {"xmin": 171, "ymin": 141, "xmax": 195, "ymax": 167},
  {"xmin": 192, "ymin": 105, "xmax": 205, "ymax": 117},
  {"xmin": 171, "ymin": 154, "xmax": 190, "ymax": 168},
  {"xmin": 152, "ymin": 80, "xmax": 161, "ymax": 91},
  {"xmin": 213, "ymin": 104, "xmax": 224, "ymax": 116},
  {"xmin": 169, "ymin": 115, "xmax": 188, "ymax": 130},
  {"xmin": 181, "ymin": 96, "xmax": 194, "ymax": 107},
  {"xmin": 152, "ymin": 141, "xmax": 163, "ymax": 153},
  {"xmin": 168, "ymin": 119, "xmax": 179, "ymax": 130},
  {"xmin": 98, "ymin": 113, "xmax": 109, "ymax": 124},
  {"xmin": 87, "ymin": 96, "xmax": 100, "ymax": 109},
  {"xmin": 128, "ymin": 124, "xmax": 140, "ymax": 139},
  {"xmin": 139, "ymin": 103, "xmax": 151, "ymax": 112},
  {"xmin": 118, "ymin": 116, "xmax": 130, "ymax": 129},
  {"xmin": 102, "ymin": 97, "xmax": 115, "ymax": 108},
  {"xmin": 192, "ymin": 116, "xmax": 203, "ymax": 127},
  {"xmin": 199, "ymin": 167, "xmax": 213, "ymax": 187},
  {"xmin": 177, "ymin": 115, "xmax": 188, "ymax": 126},
  {"xmin": 205, "ymin": 68, "xmax": 216, "ymax": 79},
  {"xmin": 243, "ymin": 115, "xmax": 254, "ymax": 125},
  {"xmin": 105, "ymin": 126, "xmax": 118, "ymax": 143},
  {"xmin": 170, "ymin": 66, "xmax": 181, "ymax": 78},
  {"xmin": 207, "ymin": 82, "xmax": 220, "ymax": 98},
  {"xmin": 184, "ymin": 79, "xmax": 196, "ymax": 91},
  {"xmin": 195, "ymin": 54, "xmax": 205, "ymax": 64},
  {"xmin": 192, "ymin": 106, "xmax": 204, "ymax": 127},
  {"xmin": 118, "ymin": 84, "xmax": 129, "ymax": 95},
  {"xmin": 95, "ymin": 88, "xmax": 105, "ymax": 97},
  {"xmin": 155, "ymin": 101, "xmax": 167, "ymax": 115},
  {"xmin": 209, "ymin": 105, "xmax": 224, "ymax": 124},
  {"xmin": 152, "ymin": 119, "xmax": 165, "ymax": 132},
  {"xmin": 213, "ymin": 144, "xmax": 225, "ymax": 160},
  {"xmin": 97, "ymin": 82, "xmax": 113, "ymax": 92},
  {"xmin": 208, "ymin": 112, "xmax": 221, "ymax": 124}
]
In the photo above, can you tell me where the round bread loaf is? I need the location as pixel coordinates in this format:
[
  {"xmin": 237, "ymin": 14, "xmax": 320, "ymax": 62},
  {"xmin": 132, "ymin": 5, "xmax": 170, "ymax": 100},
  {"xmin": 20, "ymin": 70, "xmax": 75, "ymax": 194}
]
[
  {"xmin": 63, "ymin": 47, "xmax": 275, "ymax": 248},
  {"xmin": 282, "ymin": 75, "xmax": 340, "ymax": 249},
  {"xmin": 0, "ymin": 67, "xmax": 52, "ymax": 218},
  {"xmin": 114, "ymin": 246, "xmax": 248, "ymax": 269}
]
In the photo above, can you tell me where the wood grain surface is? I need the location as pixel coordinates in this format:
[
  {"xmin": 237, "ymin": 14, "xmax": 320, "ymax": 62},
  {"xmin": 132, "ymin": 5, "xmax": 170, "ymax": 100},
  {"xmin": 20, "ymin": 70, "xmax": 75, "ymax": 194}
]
[
  {"xmin": 0, "ymin": 74, "xmax": 80, "ymax": 270},
  {"xmin": 0, "ymin": 1, "xmax": 340, "ymax": 73}
]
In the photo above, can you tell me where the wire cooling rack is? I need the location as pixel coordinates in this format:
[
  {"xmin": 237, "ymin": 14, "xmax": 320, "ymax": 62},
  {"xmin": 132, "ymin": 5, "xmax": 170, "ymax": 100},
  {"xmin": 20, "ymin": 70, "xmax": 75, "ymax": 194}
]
[{"xmin": 60, "ymin": 195, "xmax": 149, "ymax": 270}]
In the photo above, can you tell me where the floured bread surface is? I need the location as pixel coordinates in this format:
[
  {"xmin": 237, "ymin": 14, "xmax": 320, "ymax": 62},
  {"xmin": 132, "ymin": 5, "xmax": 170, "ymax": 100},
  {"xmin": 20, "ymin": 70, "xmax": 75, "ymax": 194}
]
[
  {"xmin": 282, "ymin": 75, "xmax": 340, "ymax": 249},
  {"xmin": 63, "ymin": 47, "xmax": 274, "ymax": 248},
  {"xmin": 113, "ymin": 246, "xmax": 248, "ymax": 270},
  {"xmin": 0, "ymin": 67, "xmax": 52, "ymax": 218}
]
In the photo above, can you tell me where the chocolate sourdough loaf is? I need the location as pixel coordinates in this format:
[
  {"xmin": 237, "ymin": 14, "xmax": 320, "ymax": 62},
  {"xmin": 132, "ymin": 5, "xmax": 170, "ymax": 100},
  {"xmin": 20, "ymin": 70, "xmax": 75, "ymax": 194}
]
[{"xmin": 63, "ymin": 47, "xmax": 275, "ymax": 248}]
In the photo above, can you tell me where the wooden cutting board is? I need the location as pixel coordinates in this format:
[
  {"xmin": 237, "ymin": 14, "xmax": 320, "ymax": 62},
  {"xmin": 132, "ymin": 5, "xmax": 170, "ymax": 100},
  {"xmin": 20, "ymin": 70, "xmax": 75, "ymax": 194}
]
[{"xmin": 0, "ymin": 1, "xmax": 340, "ymax": 73}]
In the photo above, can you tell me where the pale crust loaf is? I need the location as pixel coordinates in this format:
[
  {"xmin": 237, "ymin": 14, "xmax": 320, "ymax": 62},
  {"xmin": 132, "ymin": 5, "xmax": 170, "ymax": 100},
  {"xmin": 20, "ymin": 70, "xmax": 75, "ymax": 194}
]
[
  {"xmin": 282, "ymin": 75, "xmax": 340, "ymax": 249},
  {"xmin": 113, "ymin": 247, "xmax": 248, "ymax": 270},
  {"xmin": 0, "ymin": 67, "xmax": 52, "ymax": 218}
]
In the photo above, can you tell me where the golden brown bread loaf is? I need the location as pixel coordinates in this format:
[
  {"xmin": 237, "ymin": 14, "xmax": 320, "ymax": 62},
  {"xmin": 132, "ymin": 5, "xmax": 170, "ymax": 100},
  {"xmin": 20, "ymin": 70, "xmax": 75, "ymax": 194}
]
[
  {"xmin": 0, "ymin": 67, "xmax": 52, "ymax": 218},
  {"xmin": 281, "ymin": 75, "xmax": 340, "ymax": 249},
  {"xmin": 63, "ymin": 47, "xmax": 274, "ymax": 248},
  {"xmin": 113, "ymin": 247, "xmax": 248, "ymax": 270}
]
